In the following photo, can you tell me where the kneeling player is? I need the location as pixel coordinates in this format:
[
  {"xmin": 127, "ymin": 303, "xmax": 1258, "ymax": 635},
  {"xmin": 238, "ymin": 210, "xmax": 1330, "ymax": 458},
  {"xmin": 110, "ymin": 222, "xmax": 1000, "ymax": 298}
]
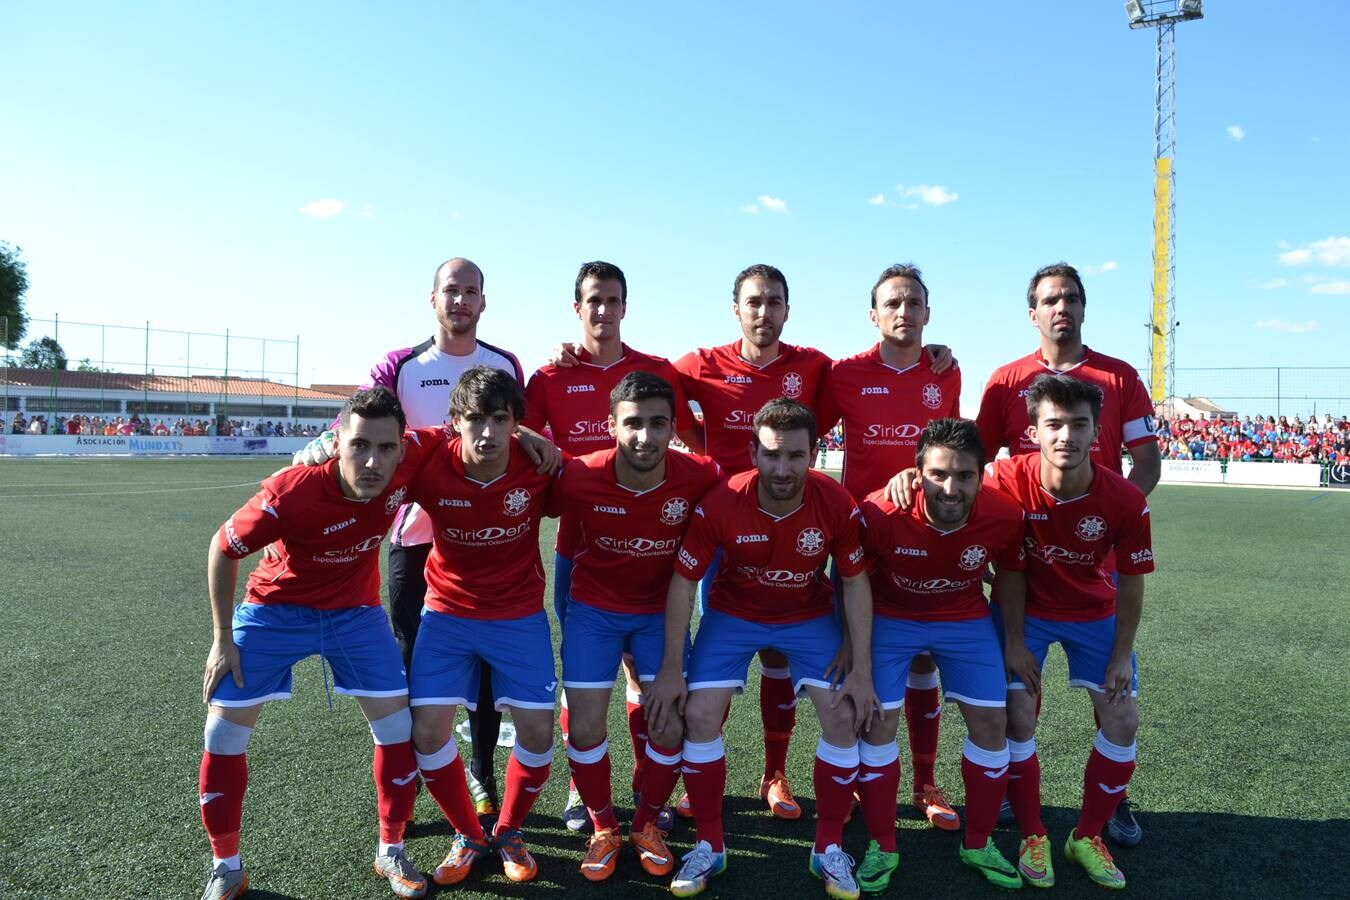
[
  {"xmin": 647, "ymin": 398, "xmax": 881, "ymax": 900},
  {"xmin": 854, "ymin": 418, "xmax": 1026, "ymax": 892},
  {"xmin": 985, "ymin": 375, "xmax": 1153, "ymax": 890},
  {"xmin": 551, "ymin": 371, "xmax": 721, "ymax": 882},
  {"xmin": 198, "ymin": 388, "xmax": 427, "ymax": 900},
  {"xmin": 403, "ymin": 367, "xmax": 561, "ymax": 886}
]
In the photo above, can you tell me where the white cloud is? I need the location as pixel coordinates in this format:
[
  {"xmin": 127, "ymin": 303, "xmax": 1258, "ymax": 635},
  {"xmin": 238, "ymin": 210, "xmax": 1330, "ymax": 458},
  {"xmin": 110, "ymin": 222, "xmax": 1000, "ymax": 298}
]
[
  {"xmin": 758, "ymin": 195, "xmax": 789, "ymax": 213},
  {"xmin": 1082, "ymin": 261, "xmax": 1119, "ymax": 276},
  {"xmin": 898, "ymin": 183, "xmax": 958, "ymax": 206},
  {"xmin": 1255, "ymin": 278, "xmax": 1290, "ymax": 289},
  {"xmin": 1255, "ymin": 319, "xmax": 1318, "ymax": 334},
  {"xmin": 1310, "ymin": 280, "xmax": 1350, "ymax": 295},
  {"xmin": 867, "ymin": 193, "xmax": 887, "ymax": 206},
  {"xmin": 740, "ymin": 204, "xmax": 761, "ymax": 215},
  {"xmin": 297, "ymin": 198, "xmax": 346, "ymax": 219},
  {"xmin": 1226, "ymin": 125, "xmax": 1246, "ymax": 142},
  {"xmin": 1279, "ymin": 236, "xmax": 1350, "ymax": 267}
]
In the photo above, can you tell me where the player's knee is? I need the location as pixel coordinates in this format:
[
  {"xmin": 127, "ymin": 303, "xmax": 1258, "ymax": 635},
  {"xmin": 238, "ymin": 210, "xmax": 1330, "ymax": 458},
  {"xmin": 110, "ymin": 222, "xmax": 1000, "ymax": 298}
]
[
  {"xmin": 411, "ymin": 711, "xmax": 452, "ymax": 754},
  {"xmin": 368, "ymin": 707, "xmax": 413, "ymax": 745},
  {"xmin": 1098, "ymin": 700, "xmax": 1139, "ymax": 743},
  {"xmin": 966, "ymin": 708, "xmax": 1008, "ymax": 749},
  {"xmin": 204, "ymin": 715, "xmax": 254, "ymax": 755},
  {"xmin": 683, "ymin": 695, "xmax": 723, "ymax": 741},
  {"xmin": 565, "ymin": 711, "xmax": 606, "ymax": 749},
  {"xmin": 818, "ymin": 695, "xmax": 857, "ymax": 742},
  {"xmin": 512, "ymin": 712, "xmax": 555, "ymax": 754},
  {"xmin": 1006, "ymin": 696, "xmax": 1037, "ymax": 741}
]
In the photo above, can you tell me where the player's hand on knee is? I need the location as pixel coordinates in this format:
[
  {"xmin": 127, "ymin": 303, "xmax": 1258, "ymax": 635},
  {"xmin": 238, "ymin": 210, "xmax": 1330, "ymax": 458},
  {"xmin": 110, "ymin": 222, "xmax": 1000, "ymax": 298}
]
[
  {"xmin": 1103, "ymin": 656, "xmax": 1133, "ymax": 706},
  {"xmin": 1005, "ymin": 644, "xmax": 1041, "ymax": 695},
  {"xmin": 836, "ymin": 672, "xmax": 882, "ymax": 733},
  {"xmin": 646, "ymin": 668, "xmax": 687, "ymax": 734},
  {"xmin": 883, "ymin": 468, "xmax": 920, "ymax": 509},
  {"xmin": 547, "ymin": 342, "xmax": 582, "ymax": 367},
  {"xmin": 203, "ymin": 637, "xmax": 244, "ymax": 703}
]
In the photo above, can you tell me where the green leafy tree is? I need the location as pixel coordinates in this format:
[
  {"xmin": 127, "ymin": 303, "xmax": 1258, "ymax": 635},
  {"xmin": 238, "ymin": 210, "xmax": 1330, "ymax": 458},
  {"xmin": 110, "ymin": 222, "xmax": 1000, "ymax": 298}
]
[
  {"xmin": 19, "ymin": 336, "xmax": 67, "ymax": 370},
  {"xmin": 0, "ymin": 242, "xmax": 30, "ymax": 350},
  {"xmin": 76, "ymin": 358, "xmax": 106, "ymax": 372}
]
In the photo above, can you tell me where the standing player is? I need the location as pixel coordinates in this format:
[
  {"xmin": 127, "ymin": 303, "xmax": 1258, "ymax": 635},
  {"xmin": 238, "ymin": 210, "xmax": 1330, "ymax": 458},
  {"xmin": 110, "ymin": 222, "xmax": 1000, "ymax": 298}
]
[
  {"xmin": 522, "ymin": 261, "xmax": 696, "ymax": 831},
  {"xmin": 402, "ymin": 367, "xmax": 561, "ymax": 886},
  {"xmin": 985, "ymin": 374, "xmax": 1153, "ymax": 890},
  {"xmin": 829, "ymin": 263, "xmax": 964, "ymax": 832},
  {"xmin": 548, "ymin": 371, "xmax": 721, "ymax": 882},
  {"xmin": 976, "ymin": 262, "xmax": 1160, "ymax": 844},
  {"xmin": 853, "ymin": 419, "xmax": 1025, "ymax": 892},
  {"xmin": 197, "ymin": 388, "xmax": 427, "ymax": 900},
  {"xmin": 646, "ymin": 398, "xmax": 881, "ymax": 900}
]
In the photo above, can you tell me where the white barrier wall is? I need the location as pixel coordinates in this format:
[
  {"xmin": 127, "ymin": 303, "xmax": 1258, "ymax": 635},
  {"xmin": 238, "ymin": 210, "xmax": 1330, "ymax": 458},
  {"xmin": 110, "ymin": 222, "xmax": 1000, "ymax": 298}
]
[
  {"xmin": 0, "ymin": 434, "xmax": 311, "ymax": 456},
  {"xmin": 1224, "ymin": 461, "xmax": 1322, "ymax": 488},
  {"xmin": 1158, "ymin": 459, "xmax": 1224, "ymax": 484}
]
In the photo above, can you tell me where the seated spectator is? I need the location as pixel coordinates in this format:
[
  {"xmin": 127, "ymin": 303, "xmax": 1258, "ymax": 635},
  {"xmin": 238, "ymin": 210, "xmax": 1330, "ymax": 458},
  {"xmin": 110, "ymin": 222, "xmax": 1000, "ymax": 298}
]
[{"xmin": 152, "ymin": 419, "xmax": 170, "ymax": 436}]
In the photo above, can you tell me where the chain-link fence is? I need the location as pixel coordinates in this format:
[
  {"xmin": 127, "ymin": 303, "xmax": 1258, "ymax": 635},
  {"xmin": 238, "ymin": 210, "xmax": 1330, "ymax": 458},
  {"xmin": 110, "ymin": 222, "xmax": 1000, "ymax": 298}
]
[{"xmin": 1142, "ymin": 367, "xmax": 1350, "ymax": 420}]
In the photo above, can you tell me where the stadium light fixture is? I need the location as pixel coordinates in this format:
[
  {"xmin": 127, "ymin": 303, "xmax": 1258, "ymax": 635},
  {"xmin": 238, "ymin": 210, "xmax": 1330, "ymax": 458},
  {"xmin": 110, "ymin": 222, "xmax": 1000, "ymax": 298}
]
[{"xmin": 1125, "ymin": 0, "xmax": 1146, "ymax": 26}]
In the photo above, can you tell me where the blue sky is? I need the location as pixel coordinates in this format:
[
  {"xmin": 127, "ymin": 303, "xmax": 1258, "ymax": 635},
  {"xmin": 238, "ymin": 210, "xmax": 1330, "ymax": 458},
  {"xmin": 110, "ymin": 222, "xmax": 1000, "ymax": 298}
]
[{"xmin": 3, "ymin": 1, "xmax": 1347, "ymax": 414}]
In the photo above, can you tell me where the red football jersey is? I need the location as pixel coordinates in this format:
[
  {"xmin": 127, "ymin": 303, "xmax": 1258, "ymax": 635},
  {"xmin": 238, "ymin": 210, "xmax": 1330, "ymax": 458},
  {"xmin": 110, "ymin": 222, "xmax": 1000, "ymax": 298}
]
[
  {"xmin": 546, "ymin": 448, "xmax": 722, "ymax": 614},
  {"xmin": 830, "ymin": 345, "xmax": 961, "ymax": 500},
  {"xmin": 674, "ymin": 469, "xmax": 865, "ymax": 624},
  {"xmin": 408, "ymin": 429, "xmax": 558, "ymax": 620},
  {"xmin": 859, "ymin": 485, "xmax": 1025, "ymax": 622},
  {"xmin": 218, "ymin": 448, "xmax": 424, "ymax": 610},
  {"xmin": 976, "ymin": 347, "xmax": 1155, "ymax": 474},
  {"xmin": 674, "ymin": 341, "xmax": 836, "ymax": 475},
  {"xmin": 984, "ymin": 452, "xmax": 1154, "ymax": 622}
]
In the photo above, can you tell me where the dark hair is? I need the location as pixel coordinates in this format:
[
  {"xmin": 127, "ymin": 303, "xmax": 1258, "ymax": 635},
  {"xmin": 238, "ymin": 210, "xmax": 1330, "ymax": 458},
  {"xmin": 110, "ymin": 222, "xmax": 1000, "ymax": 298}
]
[
  {"xmin": 574, "ymin": 260, "xmax": 628, "ymax": 304},
  {"xmin": 610, "ymin": 370, "xmax": 675, "ymax": 417},
  {"xmin": 1025, "ymin": 374, "xmax": 1102, "ymax": 426},
  {"xmin": 752, "ymin": 397, "xmax": 817, "ymax": 449},
  {"xmin": 733, "ymin": 264, "xmax": 789, "ymax": 305},
  {"xmin": 1026, "ymin": 262, "xmax": 1085, "ymax": 309},
  {"xmin": 339, "ymin": 386, "xmax": 407, "ymax": 431},
  {"xmin": 915, "ymin": 418, "xmax": 985, "ymax": 471},
  {"xmin": 870, "ymin": 263, "xmax": 929, "ymax": 308},
  {"xmin": 432, "ymin": 257, "xmax": 485, "ymax": 292},
  {"xmin": 448, "ymin": 365, "xmax": 525, "ymax": 420}
]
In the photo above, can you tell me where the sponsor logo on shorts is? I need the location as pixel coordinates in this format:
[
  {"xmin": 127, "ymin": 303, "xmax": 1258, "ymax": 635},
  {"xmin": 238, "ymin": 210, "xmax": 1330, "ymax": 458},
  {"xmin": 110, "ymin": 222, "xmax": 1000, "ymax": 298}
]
[
  {"xmin": 661, "ymin": 497, "xmax": 690, "ymax": 525},
  {"xmin": 921, "ymin": 383, "xmax": 943, "ymax": 410},
  {"xmin": 594, "ymin": 504, "xmax": 627, "ymax": 515},
  {"xmin": 736, "ymin": 533, "xmax": 769, "ymax": 544},
  {"xmin": 323, "ymin": 517, "xmax": 357, "ymax": 535},
  {"xmin": 1130, "ymin": 548, "xmax": 1154, "ymax": 565},
  {"xmin": 795, "ymin": 527, "xmax": 825, "ymax": 556},
  {"xmin": 781, "ymin": 372, "xmax": 804, "ymax": 398},
  {"xmin": 503, "ymin": 488, "xmax": 531, "ymax": 516},
  {"xmin": 566, "ymin": 384, "xmax": 596, "ymax": 394},
  {"xmin": 385, "ymin": 485, "xmax": 407, "ymax": 513},
  {"xmin": 1076, "ymin": 515, "xmax": 1107, "ymax": 541},
  {"xmin": 958, "ymin": 544, "xmax": 988, "ymax": 571}
]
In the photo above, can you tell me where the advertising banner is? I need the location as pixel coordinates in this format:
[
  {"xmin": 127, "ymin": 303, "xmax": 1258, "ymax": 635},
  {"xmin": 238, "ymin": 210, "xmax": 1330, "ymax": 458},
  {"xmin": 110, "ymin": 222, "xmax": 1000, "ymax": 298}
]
[
  {"xmin": 0, "ymin": 435, "xmax": 310, "ymax": 457},
  {"xmin": 1327, "ymin": 463, "xmax": 1350, "ymax": 490},
  {"xmin": 1158, "ymin": 459, "xmax": 1224, "ymax": 484}
]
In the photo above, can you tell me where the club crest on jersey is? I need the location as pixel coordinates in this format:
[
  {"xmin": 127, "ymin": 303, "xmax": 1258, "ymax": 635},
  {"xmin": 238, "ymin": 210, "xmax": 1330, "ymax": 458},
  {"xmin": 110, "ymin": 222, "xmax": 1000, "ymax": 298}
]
[
  {"xmin": 796, "ymin": 527, "xmax": 825, "ymax": 556},
  {"xmin": 661, "ymin": 497, "xmax": 690, "ymax": 525},
  {"xmin": 958, "ymin": 545, "xmax": 989, "ymax": 571},
  {"xmin": 384, "ymin": 486, "xmax": 407, "ymax": 513},
  {"xmin": 782, "ymin": 372, "xmax": 804, "ymax": 398},
  {"xmin": 503, "ymin": 488, "xmax": 531, "ymax": 517},
  {"xmin": 1076, "ymin": 515, "xmax": 1106, "ymax": 541},
  {"xmin": 921, "ymin": 383, "xmax": 943, "ymax": 410}
]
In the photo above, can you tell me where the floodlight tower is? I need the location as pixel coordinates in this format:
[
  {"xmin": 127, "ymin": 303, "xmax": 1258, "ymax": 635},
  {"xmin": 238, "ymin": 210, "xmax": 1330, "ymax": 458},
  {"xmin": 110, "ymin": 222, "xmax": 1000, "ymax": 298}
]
[{"xmin": 1125, "ymin": 0, "xmax": 1203, "ymax": 410}]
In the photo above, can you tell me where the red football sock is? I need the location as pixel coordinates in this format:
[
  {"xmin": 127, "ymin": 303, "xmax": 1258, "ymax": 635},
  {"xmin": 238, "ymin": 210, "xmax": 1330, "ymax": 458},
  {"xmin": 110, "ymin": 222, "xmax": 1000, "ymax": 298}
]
[
  {"xmin": 559, "ymin": 704, "xmax": 570, "ymax": 742},
  {"xmin": 960, "ymin": 739, "xmax": 1010, "ymax": 849},
  {"xmin": 494, "ymin": 746, "xmax": 553, "ymax": 836},
  {"xmin": 199, "ymin": 751, "xmax": 247, "ymax": 860},
  {"xmin": 812, "ymin": 738, "xmax": 860, "ymax": 853},
  {"xmin": 567, "ymin": 738, "xmax": 619, "ymax": 831},
  {"xmin": 1007, "ymin": 738, "xmax": 1046, "ymax": 838},
  {"xmin": 682, "ymin": 737, "xmax": 727, "ymax": 853},
  {"xmin": 759, "ymin": 668, "xmax": 797, "ymax": 778},
  {"xmin": 373, "ymin": 741, "xmax": 418, "ymax": 845},
  {"xmin": 856, "ymin": 742, "xmax": 900, "ymax": 852},
  {"xmin": 626, "ymin": 693, "xmax": 648, "ymax": 794},
  {"xmin": 417, "ymin": 742, "xmax": 486, "ymax": 842},
  {"xmin": 904, "ymin": 676, "xmax": 942, "ymax": 793},
  {"xmin": 1075, "ymin": 733, "xmax": 1137, "ymax": 840},
  {"xmin": 633, "ymin": 740, "xmax": 683, "ymax": 831}
]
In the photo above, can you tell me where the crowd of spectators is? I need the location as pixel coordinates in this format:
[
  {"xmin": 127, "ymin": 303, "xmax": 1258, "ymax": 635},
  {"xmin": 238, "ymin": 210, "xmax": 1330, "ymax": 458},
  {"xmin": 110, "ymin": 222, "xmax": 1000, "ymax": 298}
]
[
  {"xmin": 9, "ymin": 412, "xmax": 321, "ymax": 438},
  {"xmin": 1157, "ymin": 413, "xmax": 1350, "ymax": 465}
]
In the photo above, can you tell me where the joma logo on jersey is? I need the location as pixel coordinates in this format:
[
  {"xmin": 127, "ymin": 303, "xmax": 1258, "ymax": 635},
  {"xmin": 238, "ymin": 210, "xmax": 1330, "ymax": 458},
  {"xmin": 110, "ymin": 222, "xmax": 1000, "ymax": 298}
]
[
  {"xmin": 736, "ymin": 533, "xmax": 769, "ymax": 544},
  {"xmin": 438, "ymin": 498, "xmax": 471, "ymax": 508},
  {"xmin": 661, "ymin": 497, "xmax": 689, "ymax": 525},
  {"xmin": 322, "ymin": 517, "xmax": 357, "ymax": 535},
  {"xmin": 1076, "ymin": 516, "xmax": 1107, "ymax": 541},
  {"xmin": 593, "ymin": 504, "xmax": 627, "ymax": 515},
  {"xmin": 861, "ymin": 386, "xmax": 890, "ymax": 396},
  {"xmin": 1027, "ymin": 512, "xmax": 1049, "ymax": 521},
  {"xmin": 503, "ymin": 488, "xmax": 531, "ymax": 516},
  {"xmin": 895, "ymin": 546, "xmax": 928, "ymax": 557},
  {"xmin": 796, "ymin": 527, "xmax": 826, "ymax": 556},
  {"xmin": 724, "ymin": 375, "xmax": 753, "ymax": 385},
  {"xmin": 566, "ymin": 384, "xmax": 596, "ymax": 394},
  {"xmin": 419, "ymin": 378, "xmax": 452, "ymax": 388},
  {"xmin": 864, "ymin": 423, "xmax": 921, "ymax": 439}
]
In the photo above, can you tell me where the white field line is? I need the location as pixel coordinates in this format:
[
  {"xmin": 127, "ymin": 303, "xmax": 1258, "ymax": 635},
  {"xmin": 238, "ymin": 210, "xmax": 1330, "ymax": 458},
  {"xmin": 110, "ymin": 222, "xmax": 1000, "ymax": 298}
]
[{"xmin": 0, "ymin": 481, "xmax": 261, "ymax": 500}]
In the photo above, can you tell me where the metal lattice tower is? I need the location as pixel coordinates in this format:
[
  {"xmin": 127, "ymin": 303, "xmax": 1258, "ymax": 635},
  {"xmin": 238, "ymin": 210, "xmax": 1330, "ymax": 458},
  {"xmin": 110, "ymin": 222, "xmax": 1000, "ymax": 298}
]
[{"xmin": 1127, "ymin": 0, "xmax": 1203, "ymax": 411}]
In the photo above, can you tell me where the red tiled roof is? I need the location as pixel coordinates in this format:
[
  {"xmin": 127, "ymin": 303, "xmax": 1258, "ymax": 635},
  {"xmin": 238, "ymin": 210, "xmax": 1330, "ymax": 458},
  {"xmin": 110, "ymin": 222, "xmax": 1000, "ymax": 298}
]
[
  {"xmin": 308, "ymin": 383, "xmax": 362, "ymax": 396},
  {"xmin": 1, "ymin": 367, "xmax": 349, "ymax": 401}
]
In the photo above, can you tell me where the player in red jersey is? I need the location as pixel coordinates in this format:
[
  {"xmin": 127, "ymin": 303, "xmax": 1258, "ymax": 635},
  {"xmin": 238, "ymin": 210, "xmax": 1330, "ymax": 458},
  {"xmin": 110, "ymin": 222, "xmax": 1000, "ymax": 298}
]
[
  {"xmin": 830, "ymin": 263, "xmax": 965, "ymax": 832},
  {"xmin": 985, "ymin": 374, "xmax": 1153, "ymax": 891},
  {"xmin": 197, "ymin": 388, "xmax": 428, "ymax": 900},
  {"xmin": 548, "ymin": 371, "xmax": 721, "ymax": 883},
  {"xmin": 523, "ymin": 261, "xmax": 697, "ymax": 832},
  {"xmin": 853, "ymin": 419, "xmax": 1026, "ymax": 892},
  {"xmin": 402, "ymin": 367, "xmax": 561, "ymax": 887},
  {"xmin": 646, "ymin": 398, "xmax": 881, "ymax": 900}
]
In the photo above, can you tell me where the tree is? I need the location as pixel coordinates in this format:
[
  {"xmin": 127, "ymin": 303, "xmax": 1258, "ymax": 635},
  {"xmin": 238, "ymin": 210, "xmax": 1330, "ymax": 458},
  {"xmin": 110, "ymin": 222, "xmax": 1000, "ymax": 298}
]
[
  {"xmin": 0, "ymin": 242, "xmax": 30, "ymax": 350},
  {"xmin": 76, "ymin": 358, "xmax": 106, "ymax": 372},
  {"xmin": 19, "ymin": 336, "xmax": 67, "ymax": 370}
]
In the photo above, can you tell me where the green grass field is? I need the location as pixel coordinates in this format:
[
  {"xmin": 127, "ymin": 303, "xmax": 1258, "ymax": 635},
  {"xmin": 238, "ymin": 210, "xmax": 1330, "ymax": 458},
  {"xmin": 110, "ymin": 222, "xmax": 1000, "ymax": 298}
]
[{"xmin": 2, "ymin": 457, "xmax": 1348, "ymax": 899}]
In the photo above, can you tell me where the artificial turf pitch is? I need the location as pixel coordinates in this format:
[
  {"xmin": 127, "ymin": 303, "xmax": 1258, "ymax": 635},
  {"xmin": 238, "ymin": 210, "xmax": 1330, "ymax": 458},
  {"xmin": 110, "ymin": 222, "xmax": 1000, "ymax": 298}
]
[{"xmin": 1, "ymin": 457, "xmax": 1347, "ymax": 898}]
